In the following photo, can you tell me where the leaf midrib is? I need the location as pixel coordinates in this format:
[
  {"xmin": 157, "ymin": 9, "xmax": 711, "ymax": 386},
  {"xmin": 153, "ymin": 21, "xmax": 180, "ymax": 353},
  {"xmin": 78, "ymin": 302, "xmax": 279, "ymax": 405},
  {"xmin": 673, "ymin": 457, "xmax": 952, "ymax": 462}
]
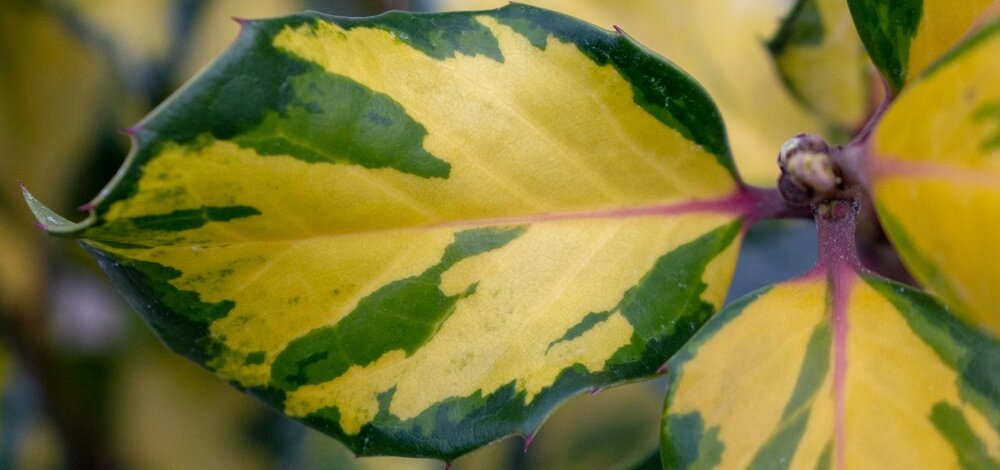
[{"xmin": 90, "ymin": 192, "xmax": 750, "ymax": 249}]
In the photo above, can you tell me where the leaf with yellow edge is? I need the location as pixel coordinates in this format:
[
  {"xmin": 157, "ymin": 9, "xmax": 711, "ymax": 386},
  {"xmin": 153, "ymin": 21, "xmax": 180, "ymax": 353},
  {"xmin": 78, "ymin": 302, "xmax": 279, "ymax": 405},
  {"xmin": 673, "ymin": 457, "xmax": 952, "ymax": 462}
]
[
  {"xmin": 436, "ymin": 0, "xmax": 835, "ymax": 187},
  {"xmin": 864, "ymin": 21, "xmax": 1000, "ymax": 336},
  {"xmin": 767, "ymin": 0, "xmax": 873, "ymax": 134},
  {"xmin": 661, "ymin": 213, "xmax": 1000, "ymax": 468},
  {"xmin": 847, "ymin": 0, "xmax": 997, "ymax": 93},
  {"xmin": 23, "ymin": 6, "xmax": 758, "ymax": 459}
]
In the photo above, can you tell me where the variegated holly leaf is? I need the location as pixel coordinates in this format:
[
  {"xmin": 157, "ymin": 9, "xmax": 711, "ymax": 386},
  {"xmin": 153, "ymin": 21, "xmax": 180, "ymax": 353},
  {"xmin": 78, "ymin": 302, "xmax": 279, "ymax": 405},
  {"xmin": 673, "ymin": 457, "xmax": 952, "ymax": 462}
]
[
  {"xmin": 864, "ymin": 21, "xmax": 1000, "ymax": 336},
  {"xmin": 767, "ymin": 0, "xmax": 872, "ymax": 133},
  {"xmin": 847, "ymin": 0, "xmax": 996, "ymax": 93},
  {"xmin": 24, "ymin": 5, "xmax": 753, "ymax": 459},
  {"xmin": 662, "ymin": 257, "xmax": 1000, "ymax": 467}
]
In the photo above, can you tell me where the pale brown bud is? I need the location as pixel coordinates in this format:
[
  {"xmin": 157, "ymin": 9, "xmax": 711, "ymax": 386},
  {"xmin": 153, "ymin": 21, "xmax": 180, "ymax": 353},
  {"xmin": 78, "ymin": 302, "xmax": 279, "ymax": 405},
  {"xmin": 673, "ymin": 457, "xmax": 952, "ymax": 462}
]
[{"xmin": 777, "ymin": 134, "xmax": 841, "ymax": 199}]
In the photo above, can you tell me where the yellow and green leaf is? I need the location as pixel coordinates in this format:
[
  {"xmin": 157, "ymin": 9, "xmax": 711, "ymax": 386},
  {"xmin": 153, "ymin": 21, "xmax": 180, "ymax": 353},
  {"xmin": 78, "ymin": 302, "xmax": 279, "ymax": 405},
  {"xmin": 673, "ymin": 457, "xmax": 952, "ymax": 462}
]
[
  {"xmin": 767, "ymin": 0, "xmax": 872, "ymax": 134},
  {"xmin": 24, "ymin": 6, "xmax": 752, "ymax": 459},
  {"xmin": 847, "ymin": 0, "xmax": 996, "ymax": 93},
  {"xmin": 662, "ymin": 271, "xmax": 1000, "ymax": 468},
  {"xmin": 865, "ymin": 21, "xmax": 1000, "ymax": 336}
]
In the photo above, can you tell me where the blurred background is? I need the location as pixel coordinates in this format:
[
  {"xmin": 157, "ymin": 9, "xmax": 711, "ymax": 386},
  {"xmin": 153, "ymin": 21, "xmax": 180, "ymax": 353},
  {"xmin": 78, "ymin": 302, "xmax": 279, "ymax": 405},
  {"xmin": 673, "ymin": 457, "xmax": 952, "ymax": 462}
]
[{"xmin": 0, "ymin": 0, "xmax": 823, "ymax": 468}]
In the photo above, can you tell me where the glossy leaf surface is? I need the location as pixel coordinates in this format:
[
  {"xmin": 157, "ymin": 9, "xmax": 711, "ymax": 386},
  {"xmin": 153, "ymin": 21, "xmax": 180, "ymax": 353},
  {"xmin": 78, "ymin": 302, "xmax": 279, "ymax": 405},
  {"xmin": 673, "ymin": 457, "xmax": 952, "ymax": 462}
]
[
  {"xmin": 25, "ymin": 6, "xmax": 748, "ymax": 459},
  {"xmin": 847, "ymin": 0, "xmax": 996, "ymax": 93},
  {"xmin": 662, "ymin": 271, "xmax": 1000, "ymax": 468},
  {"xmin": 866, "ymin": 21, "xmax": 1000, "ymax": 336},
  {"xmin": 767, "ymin": 0, "xmax": 871, "ymax": 132}
]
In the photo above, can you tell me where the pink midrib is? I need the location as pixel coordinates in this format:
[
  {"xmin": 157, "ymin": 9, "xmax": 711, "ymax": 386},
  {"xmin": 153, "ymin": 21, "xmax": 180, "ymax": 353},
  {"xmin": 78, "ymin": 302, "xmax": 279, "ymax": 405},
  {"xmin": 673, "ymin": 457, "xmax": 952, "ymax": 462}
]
[
  {"xmin": 432, "ymin": 187, "xmax": 759, "ymax": 230},
  {"xmin": 830, "ymin": 263, "xmax": 854, "ymax": 470},
  {"xmin": 865, "ymin": 154, "xmax": 1000, "ymax": 189}
]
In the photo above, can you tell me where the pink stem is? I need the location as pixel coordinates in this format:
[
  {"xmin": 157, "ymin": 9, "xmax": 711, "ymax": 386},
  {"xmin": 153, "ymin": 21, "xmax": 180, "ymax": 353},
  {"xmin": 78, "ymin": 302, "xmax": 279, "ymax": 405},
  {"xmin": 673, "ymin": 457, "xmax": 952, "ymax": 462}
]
[
  {"xmin": 831, "ymin": 261, "xmax": 854, "ymax": 470},
  {"xmin": 812, "ymin": 200, "xmax": 861, "ymax": 470}
]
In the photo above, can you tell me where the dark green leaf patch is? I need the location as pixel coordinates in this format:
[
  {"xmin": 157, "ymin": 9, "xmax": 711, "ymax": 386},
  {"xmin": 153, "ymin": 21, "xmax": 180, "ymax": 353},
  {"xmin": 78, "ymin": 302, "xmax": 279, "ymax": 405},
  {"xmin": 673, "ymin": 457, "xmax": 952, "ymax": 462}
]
[
  {"xmin": 547, "ymin": 311, "xmax": 613, "ymax": 352},
  {"xmin": 233, "ymin": 67, "xmax": 451, "ymax": 178},
  {"xmin": 816, "ymin": 442, "xmax": 833, "ymax": 470},
  {"xmin": 930, "ymin": 402, "xmax": 1000, "ymax": 469},
  {"xmin": 80, "ymin": 204, "xmax": 262, "ymax": 247},
  {"xmin": 661, "ymin": 411, "xmax": 724, "ymax": 470},
  {"xmin": 96, "ymin": 15, "xmax": 450, "ymax": 216},
  {"xmin": 328, "ymin": 10, "xmax": 504, "ymax": 62},
  {"xmin": 765, "ymin": 0, "xmax": 857, "ymax": 123},
  {"xmin": 973, "ymin": 99, "xmax": 1000, "ymax": 152},
  {"xmin": 616, "ymin": 220, "xmax": 741, "ymax": 345},
  {"xmin": 244, "ymin": 351, "xmax": 267, "ymax": 366},
  {"xmin": 551, "ymin": 220, "xmax": 742, "ymax": 368},
  {"xmin": 269, "ymin": 225, "xmax": 526, "ymax": 391},
  {"xmin": 847, "ymin": 0, "xmax": 922, "ymax": 92},
  {"xmin": 300, "ymin": 329, "xmax": 717, "ymax": 460},
  {"xmin": 749, "ymin": 320, "xmax": 832, "ymax": 470},
  {"xmin": 82, "ymin": 243, "xmax": 233, "ymax": 364},
  {"xmin": 129, "ymin": 205, "xmax": 261, "ymax": 231},
  {"xmin": 767, "ymin": 0, "xmax": 825, "ymax": 54}
]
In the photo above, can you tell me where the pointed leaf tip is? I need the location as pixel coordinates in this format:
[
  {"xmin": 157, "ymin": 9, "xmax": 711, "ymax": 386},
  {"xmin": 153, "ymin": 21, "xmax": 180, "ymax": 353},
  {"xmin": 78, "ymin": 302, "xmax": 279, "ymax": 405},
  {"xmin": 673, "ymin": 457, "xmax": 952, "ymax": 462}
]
[
  {"xmin": 20, "ymin": 183, "xmax": 94, "ymax": 235},
  {"xmin": 232, "ymin": 16, "xmax": 257, "ymax": 30}
]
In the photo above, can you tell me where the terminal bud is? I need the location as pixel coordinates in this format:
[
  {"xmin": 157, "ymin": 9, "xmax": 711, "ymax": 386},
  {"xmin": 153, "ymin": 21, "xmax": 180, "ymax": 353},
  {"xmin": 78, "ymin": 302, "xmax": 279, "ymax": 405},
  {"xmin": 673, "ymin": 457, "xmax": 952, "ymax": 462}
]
[{"xmin": 777, "ymin": 134, "xmax": 841, "ymax": 204}]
